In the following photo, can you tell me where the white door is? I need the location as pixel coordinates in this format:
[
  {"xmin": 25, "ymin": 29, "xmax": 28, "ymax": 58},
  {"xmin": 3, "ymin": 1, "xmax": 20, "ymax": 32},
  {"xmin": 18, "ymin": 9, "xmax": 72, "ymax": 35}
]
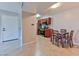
[{"xmin": 1, "ymin": 15, "xmax": 19, "ymax": 42}]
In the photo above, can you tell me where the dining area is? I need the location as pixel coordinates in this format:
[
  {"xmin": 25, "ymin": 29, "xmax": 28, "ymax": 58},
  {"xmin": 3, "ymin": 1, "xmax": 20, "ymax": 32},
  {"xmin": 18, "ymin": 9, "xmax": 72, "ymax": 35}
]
[{"xmin": 51, "ymin": 29, "xmax": 74, "ymax": 48}]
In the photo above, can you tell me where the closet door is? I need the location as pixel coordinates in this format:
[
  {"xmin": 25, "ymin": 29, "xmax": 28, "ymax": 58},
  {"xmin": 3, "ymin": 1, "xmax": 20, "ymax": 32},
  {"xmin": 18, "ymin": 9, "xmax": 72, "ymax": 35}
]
[{"xmin": 1, "ymin": 15, "xmax": 19, "ymax": 42}]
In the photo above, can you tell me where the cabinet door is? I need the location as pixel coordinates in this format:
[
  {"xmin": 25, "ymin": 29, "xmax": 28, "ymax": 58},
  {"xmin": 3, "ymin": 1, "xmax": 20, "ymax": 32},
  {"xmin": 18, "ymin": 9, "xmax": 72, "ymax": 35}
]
[
  {"xmin": 47, "ymin": 17, "xmax": 51, "ymax": 25},
  {"xmin": 45, "ymin": 29, "xmax": 52, "ymax": 38}
]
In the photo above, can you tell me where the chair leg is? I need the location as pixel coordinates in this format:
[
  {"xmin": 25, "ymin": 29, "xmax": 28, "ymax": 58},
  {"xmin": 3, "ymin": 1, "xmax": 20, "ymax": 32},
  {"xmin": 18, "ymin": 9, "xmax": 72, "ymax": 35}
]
[
  {"xmin": 61, "ymin": 40, "xmax": 65, "ymax": 48},
  {"xmin": 70, "ymin": 40, "xmax": 73, "ymax": 48},
  {"xmin": 50, "ymin": 37, "xmax": 52, "ymax": 42},
  {"xmin": 57, "ymin": 40, "xmax": 60, "ymax": 47},
  {"xmin": 52, "ymin": 36, "xmax": 55, "ymax": 44},
  {"xmin": 52, "ymin": 39, "xmax": 54, "ymax": 44}
]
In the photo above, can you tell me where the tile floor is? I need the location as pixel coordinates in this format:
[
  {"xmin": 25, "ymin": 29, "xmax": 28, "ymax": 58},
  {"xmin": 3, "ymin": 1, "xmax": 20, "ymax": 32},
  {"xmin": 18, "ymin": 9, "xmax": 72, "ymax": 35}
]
[
  {"xmin": 1, "ymin": 35, "xmax": 79, "ymax": 56},
  {"xmin": 13, "ymin": 35, "xmax": 79, "ymax": 56}
]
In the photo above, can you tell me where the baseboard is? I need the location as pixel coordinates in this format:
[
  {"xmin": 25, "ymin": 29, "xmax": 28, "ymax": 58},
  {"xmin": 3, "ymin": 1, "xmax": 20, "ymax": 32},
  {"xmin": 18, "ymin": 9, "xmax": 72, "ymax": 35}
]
[{"xmin": 23, "ymin": 40, "xmax": 36, "ymax": 46}]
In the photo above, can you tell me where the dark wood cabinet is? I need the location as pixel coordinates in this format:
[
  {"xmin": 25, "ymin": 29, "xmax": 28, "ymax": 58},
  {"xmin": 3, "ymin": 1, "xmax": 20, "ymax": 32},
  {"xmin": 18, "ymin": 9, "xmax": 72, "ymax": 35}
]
[
  {"xmin": 37, "ymin": 17, "xmax": 52, "ymax": 38},
  {"xmin": 47, "ymin": 17, "xmax": 51, "ymax": 25},
  {"xmin": 45, "ymin": 29, "xmax": 52, "ymax": 38}
]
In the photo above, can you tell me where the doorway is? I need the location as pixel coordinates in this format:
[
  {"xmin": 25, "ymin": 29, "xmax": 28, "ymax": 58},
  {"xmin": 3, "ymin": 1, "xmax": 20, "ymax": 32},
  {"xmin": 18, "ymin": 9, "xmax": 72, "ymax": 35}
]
[
  {"xmin": 1, "ymin": 15, "xmax": 19, "ymax": 42},
  {"xmin": 0, "ymin": 13, "xmax": 21, "ymax": 55}
]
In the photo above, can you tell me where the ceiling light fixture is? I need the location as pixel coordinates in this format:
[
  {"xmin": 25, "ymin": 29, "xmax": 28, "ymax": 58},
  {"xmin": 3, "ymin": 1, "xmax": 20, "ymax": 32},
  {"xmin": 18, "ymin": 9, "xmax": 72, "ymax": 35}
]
[
  {"xmin": 36, "ymin": 13, "xmax": 41, "ymax": 18},
  {"xmin": 36, "ymin": 13, "xmax": 41, "ymax": 19},
  {"xmin": 50, "ymin": 2, "xmax": 61, "ymax": 8}
]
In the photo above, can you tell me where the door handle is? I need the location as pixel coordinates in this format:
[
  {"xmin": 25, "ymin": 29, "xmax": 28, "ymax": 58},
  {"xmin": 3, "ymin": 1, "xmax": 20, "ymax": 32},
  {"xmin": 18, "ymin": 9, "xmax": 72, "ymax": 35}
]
[{"xmin": 3, "ymin": 28, "xmax": 6, "ymax": 31}]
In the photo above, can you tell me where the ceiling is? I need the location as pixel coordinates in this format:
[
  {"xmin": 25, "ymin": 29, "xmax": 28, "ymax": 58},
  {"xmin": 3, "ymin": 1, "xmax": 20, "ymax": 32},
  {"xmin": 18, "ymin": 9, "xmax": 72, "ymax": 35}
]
[
  {"xmin": 22, "ymin": 2, "xmax": 79, "ymax": 16},
  {"xmin": 45, "ymin": 2, "xmax": 79, "ymax": 16},
  {"xmin": 22, "ymin": 2, "xmax": 56, "ymax": 16}
]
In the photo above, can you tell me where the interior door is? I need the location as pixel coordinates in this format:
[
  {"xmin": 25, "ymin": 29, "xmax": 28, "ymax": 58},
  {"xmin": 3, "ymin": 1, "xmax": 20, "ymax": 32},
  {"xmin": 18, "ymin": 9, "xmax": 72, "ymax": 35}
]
[{"xmin": 1, "ymin": 15, "xmax": 19, "ymax": 42}]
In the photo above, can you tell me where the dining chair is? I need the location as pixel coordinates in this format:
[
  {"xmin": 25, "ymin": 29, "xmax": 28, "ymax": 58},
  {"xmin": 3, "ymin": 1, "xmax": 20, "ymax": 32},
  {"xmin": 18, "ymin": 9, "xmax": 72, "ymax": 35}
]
[
  {"xmin": 56, "ymin": 33, "xmax": 62, "ymax": 47},
  {"xmin": 52, "ymin": 30, "xmax": 59, "ymax": 45},
  {"xmin": 64, "ymin": 33, "xmax": 70, "ymax": 48},
  {"xmin": 60, "ymin": 29, "xmax": 67, "ymax": 48},
  {"xmin": 69, "ymin": 30, "xmax": 74, "ymax": 48}
]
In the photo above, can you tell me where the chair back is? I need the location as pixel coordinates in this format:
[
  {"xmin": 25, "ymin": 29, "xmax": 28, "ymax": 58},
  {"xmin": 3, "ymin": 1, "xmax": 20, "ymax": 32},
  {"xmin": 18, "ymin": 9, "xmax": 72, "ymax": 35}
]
[
  {"xmin": 53, "ymin": 30, "xmax": 59, "ymax": 34},
  {"xmin": 70, "ymin": 30, "xmax": 74, "ymax": 40},
  {"xmin": 60, "ymin": 29, "xmax": 67, "ymax": 35}
]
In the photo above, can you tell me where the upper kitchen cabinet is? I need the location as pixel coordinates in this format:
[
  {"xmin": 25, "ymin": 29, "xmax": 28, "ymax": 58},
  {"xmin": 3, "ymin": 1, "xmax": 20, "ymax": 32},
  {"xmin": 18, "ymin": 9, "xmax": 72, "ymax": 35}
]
[{"xmin": 0, "ymin": 2, "xmax": 22, "ymax": 14}]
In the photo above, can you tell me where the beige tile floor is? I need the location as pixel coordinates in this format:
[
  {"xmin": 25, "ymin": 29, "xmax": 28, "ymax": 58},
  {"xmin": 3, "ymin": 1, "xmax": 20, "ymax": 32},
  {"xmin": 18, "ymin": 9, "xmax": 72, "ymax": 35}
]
[
  {"xmin": 38, "ymin": 36, "xmax": 79, "ymax": 56},
  {"xmin": 11, "ymin": 35, "xmax": 79, "ymax": 56}
]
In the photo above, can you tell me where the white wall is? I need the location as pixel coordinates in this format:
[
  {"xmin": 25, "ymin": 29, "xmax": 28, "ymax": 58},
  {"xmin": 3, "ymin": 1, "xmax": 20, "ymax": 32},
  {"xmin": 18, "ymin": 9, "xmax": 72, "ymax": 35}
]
[
  {"xmin": 23, "ymin": 15, "xmax": 37, "ymax": 45},
  {"xmin": 0, "ymin": 2, "xmax": 22, "ymax": 42},
  {"xmin": 52, "ymin": 8, "xmax": 79, "ymax": 45},
  {"xmin": 0, "ymin": 2, "xmax": 22, "ymax": 55},
  {"xmin": 0, "ymin": 2, "xmax": 22, "ymax": 14},
  {"xmin": 22, "ymin": 14, "xmax": 37, "ymax": 56}
]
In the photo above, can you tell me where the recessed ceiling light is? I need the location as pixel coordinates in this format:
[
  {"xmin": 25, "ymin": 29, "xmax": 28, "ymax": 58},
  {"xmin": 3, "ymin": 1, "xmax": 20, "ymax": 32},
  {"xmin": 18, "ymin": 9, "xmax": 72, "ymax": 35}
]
[
  {"xmin": 36, "ymin": 13, "xmax": 41, "ymax": 18},
  {"xmin": 36, "ymin": 13, "xmax": 41, "ymax": 19},
  {"xmin": 50, "ymin": 2, "xmax": 61, "ymax": 8}
]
